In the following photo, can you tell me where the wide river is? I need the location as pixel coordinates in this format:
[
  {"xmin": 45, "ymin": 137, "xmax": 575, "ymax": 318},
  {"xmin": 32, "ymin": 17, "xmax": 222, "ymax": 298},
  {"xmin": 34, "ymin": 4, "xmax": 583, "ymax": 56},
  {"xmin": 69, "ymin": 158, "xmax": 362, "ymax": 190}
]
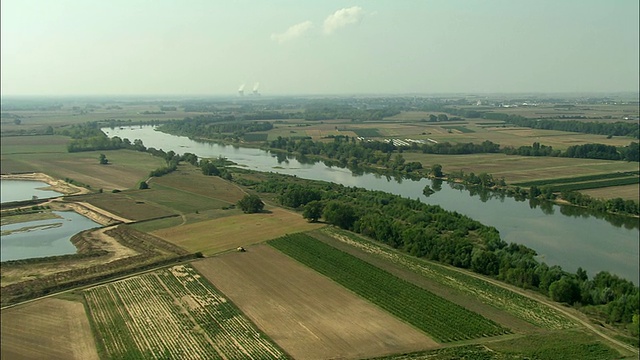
[{"xmin": 105, "ymin": 126, "xmax": 640, "ymax": 283}]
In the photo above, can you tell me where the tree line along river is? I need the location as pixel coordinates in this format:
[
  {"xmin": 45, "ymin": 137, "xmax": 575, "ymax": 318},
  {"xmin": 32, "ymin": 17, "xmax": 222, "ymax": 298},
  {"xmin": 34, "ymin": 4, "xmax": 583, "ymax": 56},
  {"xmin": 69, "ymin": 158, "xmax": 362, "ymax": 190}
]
[{"xmin": 103, "ymin": 126, "xmax": 639, "ymax": 284}]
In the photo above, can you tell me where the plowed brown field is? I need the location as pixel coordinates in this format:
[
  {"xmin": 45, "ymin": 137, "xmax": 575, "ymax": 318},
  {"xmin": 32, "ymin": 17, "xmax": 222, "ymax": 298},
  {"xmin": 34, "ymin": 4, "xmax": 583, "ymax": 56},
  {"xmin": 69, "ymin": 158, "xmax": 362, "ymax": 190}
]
[
  {"xmin": 193, "ymin": 245, "xmax": 437, "ymax": 360},
  {"xmin": 0, "ymin": 298, "xmax": 99, "ymax": 360}
]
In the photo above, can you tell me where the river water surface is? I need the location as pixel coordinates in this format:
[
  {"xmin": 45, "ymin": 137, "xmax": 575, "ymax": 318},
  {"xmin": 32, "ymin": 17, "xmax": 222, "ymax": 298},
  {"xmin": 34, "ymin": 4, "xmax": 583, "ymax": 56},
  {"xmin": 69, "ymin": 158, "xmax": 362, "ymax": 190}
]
[{"xmin": 104, "ymin": 126, "xmax": 640, "ymax": 283}]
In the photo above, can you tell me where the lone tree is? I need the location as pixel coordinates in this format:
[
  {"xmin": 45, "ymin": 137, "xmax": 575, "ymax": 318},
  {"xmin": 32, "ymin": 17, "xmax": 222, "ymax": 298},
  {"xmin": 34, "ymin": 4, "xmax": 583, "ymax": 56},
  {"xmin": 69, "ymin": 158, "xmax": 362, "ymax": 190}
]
[
  {"xmin": 430, "ymin": 163, "xmax": 443, "ymax": 178},
  {"xmin": 302, "ymin": 200, "xmax": 324, "ymax": 222},
  {"xmin": 200, "ymin": 160, "xmax": 220, "ymax": 176},
  {"xmin": 99, "ymin": 153, "xmax": 109, "ymax": 165},
  {"xmin": 237, "ymin": 194, "xmax": 264, "ymax": 213}
]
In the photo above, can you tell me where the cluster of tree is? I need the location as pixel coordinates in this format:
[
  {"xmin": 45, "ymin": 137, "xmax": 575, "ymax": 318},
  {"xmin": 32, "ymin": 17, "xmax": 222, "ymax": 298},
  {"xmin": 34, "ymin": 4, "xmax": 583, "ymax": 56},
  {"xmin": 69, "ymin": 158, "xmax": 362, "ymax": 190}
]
[
  {"xmin": 420, "ymin": 140, "xmax": 501, "ymax": 155},
  {"xmin": 67, "ymin": 133, "xmax": 147, "ymax": 152},
  {"xmin": 503, "ymin": 142, "xmax": 559, "ymax": 157},
  {"xmin": 157, "ymin": 116, "xmax": 273, "ymax": 140},
  {"xmin": 57, "ymin": 122, "xmax": 105, "ymax": 139},
  {"xmin": 303, "ymin": 104, "xmax": 400, "ymax": 121},
  {"xmin": 561, "ymin": 191, "xmax": 640, "ymax": 216},
  {"xmin": 199, "ymin": 158, "xmax": 232, "ymax": 180},
  {"xmin": 421, "ymin": 114, "xmax": 457, "ymax": 122},
  {"xmin": 447, "ymin": 170, "xmax": 506, "ymax": 188},
  {"xmin": 245, "ymin": 172, "xmax": 639, "ymax": 326},
  {"xmin": 419, "ymin": 140, "xmax": 638, "ymax": 162},
  {"xmin": 564, "ymin": 142, "xmax": 639, "ymax": 161},
  {"xmin": 268, "ymin": 136, "xmax": 425, "ymax": 177},
  {"xmin": 236, "ymin": 194, "xmax": 264, "ymax": 213},
  {"xmin": 483, "ymin": 112, "xmax": 639, "ymax": 139}
]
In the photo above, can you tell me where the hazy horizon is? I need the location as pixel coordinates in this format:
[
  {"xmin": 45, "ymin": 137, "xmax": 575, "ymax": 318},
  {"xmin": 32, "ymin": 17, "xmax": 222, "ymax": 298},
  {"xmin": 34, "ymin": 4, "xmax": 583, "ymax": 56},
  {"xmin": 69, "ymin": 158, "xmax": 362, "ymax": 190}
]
[{"xmin": 2, "ymin": 1, "xmax": 639, "ymax": 96}]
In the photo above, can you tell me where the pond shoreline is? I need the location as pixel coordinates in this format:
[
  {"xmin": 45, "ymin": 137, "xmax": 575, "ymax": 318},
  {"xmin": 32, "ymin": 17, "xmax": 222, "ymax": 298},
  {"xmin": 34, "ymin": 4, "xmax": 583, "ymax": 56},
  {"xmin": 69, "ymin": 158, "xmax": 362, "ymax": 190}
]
[{"xmin": 0, "ymin": 173, "xmax": 91, "ymax": 196}]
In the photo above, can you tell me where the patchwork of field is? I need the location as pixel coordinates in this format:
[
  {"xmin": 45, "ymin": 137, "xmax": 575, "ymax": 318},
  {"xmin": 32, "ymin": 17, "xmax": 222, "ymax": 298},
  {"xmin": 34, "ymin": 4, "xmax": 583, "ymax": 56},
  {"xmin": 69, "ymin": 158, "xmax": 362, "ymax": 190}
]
[
  {"xmin": 269, "ymin": 234, "xmax": 510, "ymax": 342},
  {"xmin": 1, "ymin": 298, "xmax": 99, "ymax": 360},
  {"xmin": 84, "ymin": 264, "xmax": 287, "ymax": 359},
  {"xmin": 401, "ymin": 152, "xmax": 639, "ymax": 185},
  {"xmin": 193, "ymin": 245, "xmax": 436, "ymax": 360},
  {"xmin": 318, "ymin": 228, "xmax": 576, "ymax": 331},
  {"xmin": 152, "ymin": 207, "xmax": 324, "ymax": 255}
]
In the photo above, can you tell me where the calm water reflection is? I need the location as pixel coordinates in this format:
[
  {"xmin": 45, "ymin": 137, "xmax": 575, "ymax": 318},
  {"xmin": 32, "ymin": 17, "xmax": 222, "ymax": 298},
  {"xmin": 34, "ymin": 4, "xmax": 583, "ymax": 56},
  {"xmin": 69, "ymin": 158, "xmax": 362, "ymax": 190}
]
[
  {"xmin": 1, "ymin": 180, "xmax": 63, "ymax": 203},
  {"xmin": 1, "ymin": 211, "xmax": 100, "ymax": 261}
]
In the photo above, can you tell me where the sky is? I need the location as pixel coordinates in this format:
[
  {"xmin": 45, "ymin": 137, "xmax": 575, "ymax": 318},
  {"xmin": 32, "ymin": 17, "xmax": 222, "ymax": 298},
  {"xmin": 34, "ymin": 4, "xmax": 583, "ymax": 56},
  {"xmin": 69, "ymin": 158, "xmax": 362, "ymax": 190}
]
[{"xmin": 1, "ymin": 0, "xmax": 639, "ymax": 96}]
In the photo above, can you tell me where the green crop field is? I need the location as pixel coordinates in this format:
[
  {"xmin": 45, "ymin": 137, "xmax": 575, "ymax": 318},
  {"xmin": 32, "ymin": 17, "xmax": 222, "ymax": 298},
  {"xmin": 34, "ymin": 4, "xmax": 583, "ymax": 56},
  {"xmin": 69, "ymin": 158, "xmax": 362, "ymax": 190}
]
[
  {"xmin": 84, "ymin": 265, "xmax": 288, "ymax": 360},
  {"xmin": 269, "ymin": 233, "xmax": 510, "ymax": 342},
  {"xmin": 441, "ymin": 125, "xmax": 475, "ymax": 133},
  {"xmin": 370, "ymin": 330, "xmax": 621, "ymax": 360},
  {"xmin": 550, "ymin": 177, "xmax": 639, "ymax": 192},
  {"xmin": 513, "ymin": 171, "xmax": 640, "ymax": 187},
  {"xmin": 320, "ymin": 228, "xmax": 576, "ymax": 330},
  {"xmin": 352, "ymin": 128, "xmax": 383, "ymax": 137}
]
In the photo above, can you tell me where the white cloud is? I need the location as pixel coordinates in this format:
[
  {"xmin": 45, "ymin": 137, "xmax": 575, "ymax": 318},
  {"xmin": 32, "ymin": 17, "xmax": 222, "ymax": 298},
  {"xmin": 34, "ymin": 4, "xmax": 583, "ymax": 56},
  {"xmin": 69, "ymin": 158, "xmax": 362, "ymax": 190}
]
[
  {"xmin": 323, "ymin": 6, "xmax": 363, "ymax": 35},
  {"xmin": 271, "ymin": 21, "xmax": 313, "ymax": 43}
]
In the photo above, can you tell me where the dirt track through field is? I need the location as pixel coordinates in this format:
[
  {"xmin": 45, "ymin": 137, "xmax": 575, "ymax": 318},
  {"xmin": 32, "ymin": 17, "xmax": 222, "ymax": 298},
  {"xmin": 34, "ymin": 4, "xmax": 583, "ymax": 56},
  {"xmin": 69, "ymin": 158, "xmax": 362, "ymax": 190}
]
[
  {"xmin": 194, "ymin": 245, "xmax": 437, "ymax": 360},
  {"xmin": 1, "ymin": 298, "xmax": 99, "ymax": 360}
]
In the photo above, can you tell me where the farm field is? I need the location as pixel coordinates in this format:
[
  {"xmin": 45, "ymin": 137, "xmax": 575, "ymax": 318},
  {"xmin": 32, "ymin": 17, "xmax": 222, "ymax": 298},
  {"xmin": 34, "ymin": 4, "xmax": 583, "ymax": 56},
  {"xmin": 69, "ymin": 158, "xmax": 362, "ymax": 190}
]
[
  {"xmin": 0, "ymin": 298, "xmax": 99, "ymax": 360},
  {"xmin": 371, "ymin": 330, "xmax": 622, "ymax": 360},
  {"xmin": 70, "ymin": 192, "xmax": 177, "ymax": 222},
  {"xmin": 0, "ymin": 134, "xmax": 69, "ymax": 154},
  {"xmin": 0, "ymin": 146, "xmax": 166, "ymax": 191},
  {"xmin": 582, "ymin": 184, "xmax": 639, "ymax": 201},
  {"xmin": 401, "ymin": 152, "xmax": 640, "ymax": 186},
  {"xmin": 269, "ymin": 233, "xmax": 510, "ymax": 342},
  {"xmin": 150, "ymin": 165, "xmax": 246, "ymax": 204},
  {"xmin": 468, "ymin": 103, "xmax": 639, "ymax": 120},
  {"xmin": 316, "ymin": 228, "xmax": 577, "ymax": 330},
  {"xmin": 193, "ymin": 244, "xmax": 436, "ymax": 360},
  {"xmin": 152, "ymin": 207, "xmax": 324, "ymax": 255},
  {"xmin": 84, "ymin": 264, "xmax": 287, "ymax": 360}
]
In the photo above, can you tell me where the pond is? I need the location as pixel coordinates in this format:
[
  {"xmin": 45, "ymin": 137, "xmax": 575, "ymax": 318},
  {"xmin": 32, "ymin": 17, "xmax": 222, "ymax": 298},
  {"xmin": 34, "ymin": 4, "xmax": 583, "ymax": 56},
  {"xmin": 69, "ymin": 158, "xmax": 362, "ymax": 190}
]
[
  {"xmin": 1, "ymin": 211, "xmax": 101, "ymax": 262},
  {"xmin": 104, "ymin": 126, "xmax": 640, "ymax": 283},
  {"xmin": 1, "ymin": 180, "xmax": 63, "ymax": 203}
]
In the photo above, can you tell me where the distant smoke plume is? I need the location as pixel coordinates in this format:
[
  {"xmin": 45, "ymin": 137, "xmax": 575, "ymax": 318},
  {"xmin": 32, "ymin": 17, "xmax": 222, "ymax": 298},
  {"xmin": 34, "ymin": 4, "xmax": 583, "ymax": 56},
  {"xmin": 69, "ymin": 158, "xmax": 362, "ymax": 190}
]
[{"xmin": 253, "ymin": 82, "xmax": 260, "ymax": 92}]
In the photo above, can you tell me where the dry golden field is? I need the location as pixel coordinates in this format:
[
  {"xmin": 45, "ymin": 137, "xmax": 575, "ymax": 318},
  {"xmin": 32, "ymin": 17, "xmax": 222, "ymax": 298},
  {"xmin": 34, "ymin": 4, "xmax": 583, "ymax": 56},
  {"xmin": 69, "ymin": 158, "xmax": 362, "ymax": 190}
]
[
  {"xmin": 581, "ymin": 184, "xmax": 640, "ymax": 201},
  {"xmin": 401, "ymin": 152, "xmax": 639, "ymax": 185},
  {"xmin": 152, "ymin": 207, "xmax": 324, "ymax": 255},
  {"xmin": 193, "ymin": 245, "xmax": 437, "ymax": 360},
  {"xmin": 1, "ymin": 298, "xmax": 99, "ymax": 360}
]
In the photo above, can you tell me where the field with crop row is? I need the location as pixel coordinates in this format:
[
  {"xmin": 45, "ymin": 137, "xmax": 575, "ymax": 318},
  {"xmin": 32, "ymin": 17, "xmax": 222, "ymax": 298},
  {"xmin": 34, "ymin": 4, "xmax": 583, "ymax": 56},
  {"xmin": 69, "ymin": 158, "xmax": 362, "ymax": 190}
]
[
  {"xmin": 84, "ymin": 265, "xmax": 287, "ymax": 360},
  {"xmin": 320, "ymin": 228, "xmax": 576, "ymax": 330},
  {"xmin": 513, "ymin": 171, "xmax": 639, "ymax": 187},
  {"xmin": 441, "ymin": 125, "xmax": 475, "ymax": 133},
  {"xmin": 269, "ymin": 233, "xmax": 509, "ymax": 342},
  {"xmin": 550, "ymin": 177, "xmax": 639, "ymax": 192}
]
